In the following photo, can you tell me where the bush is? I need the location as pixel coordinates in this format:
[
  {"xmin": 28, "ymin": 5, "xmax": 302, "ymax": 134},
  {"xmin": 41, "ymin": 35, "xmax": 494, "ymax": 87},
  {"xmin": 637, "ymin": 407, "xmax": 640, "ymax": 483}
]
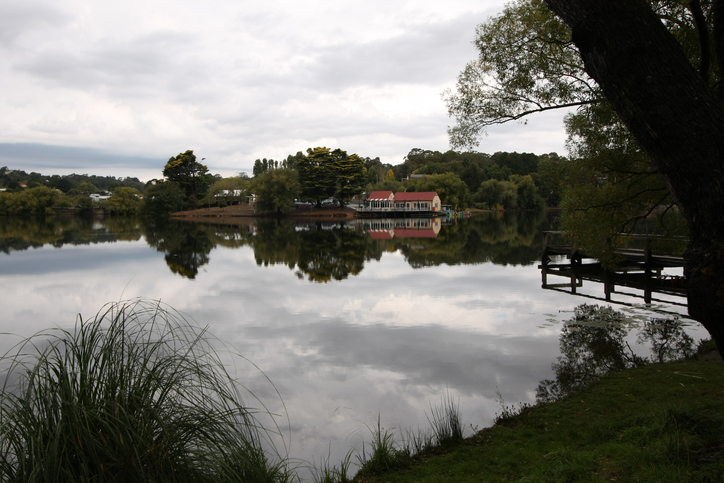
[{"xmin": 0, "ymin": 299, "xmax": 291, "ymax": 482}]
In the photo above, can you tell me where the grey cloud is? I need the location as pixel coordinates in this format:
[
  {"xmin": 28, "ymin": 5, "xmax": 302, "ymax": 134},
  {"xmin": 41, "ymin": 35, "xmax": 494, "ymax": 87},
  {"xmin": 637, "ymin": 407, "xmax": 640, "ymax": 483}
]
[
  {"xmin": 244, "ymin": 319, "xmax": 558, "ymax": 400},
  {"xmin": 235, "ymin": 14, "xmax": 479, "ymax": 94},
  {"xmin": 0, "ymin": 143, "xmax": 164, "ymax": 171},
  {"xmin": 0, "ymin": 2, "xmax": 71, "ymax": 47},
  {"xmin": 14, "ymin": 32, "xmax": 202, "ymax": 98},
  {"xmin": 308, "ymin": 16, "xmax": 479, "ymax": 89}
]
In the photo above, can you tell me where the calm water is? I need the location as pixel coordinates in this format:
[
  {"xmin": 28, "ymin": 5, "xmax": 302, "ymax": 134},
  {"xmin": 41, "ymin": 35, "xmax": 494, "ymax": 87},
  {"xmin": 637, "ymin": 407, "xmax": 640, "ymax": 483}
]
[{"xmin": 0, "ymin": 212, "xmax": 705, "ymax": 474}]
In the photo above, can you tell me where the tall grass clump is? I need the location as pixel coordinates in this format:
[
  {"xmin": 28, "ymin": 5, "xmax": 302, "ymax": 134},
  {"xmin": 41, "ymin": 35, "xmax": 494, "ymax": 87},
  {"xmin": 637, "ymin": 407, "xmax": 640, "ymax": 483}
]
[
  {"xmin": 356, "ymin": 416, "xmax": 410, "ymax": 476},
  {"xmin": 0, "ymin": 299, "xmax": 293, "ymax": 482},
  {"xmin": 426, "ymin": 391, "xmax": 463, "ymax": 447},
  {"xmin": 309, "ymin": 448, "xmax": 353, "ymax": 483}
]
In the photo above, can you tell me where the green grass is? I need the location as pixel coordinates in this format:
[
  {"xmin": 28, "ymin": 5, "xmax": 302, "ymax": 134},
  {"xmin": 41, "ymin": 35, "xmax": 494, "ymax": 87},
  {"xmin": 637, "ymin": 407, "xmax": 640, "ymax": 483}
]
[
  {"xmin": 350, "ymin": 358, "xmax": 724, "ymax": 482},
  {"xmin": 0, "ymin": 299, "xmax": 294, "ymax": 483}
]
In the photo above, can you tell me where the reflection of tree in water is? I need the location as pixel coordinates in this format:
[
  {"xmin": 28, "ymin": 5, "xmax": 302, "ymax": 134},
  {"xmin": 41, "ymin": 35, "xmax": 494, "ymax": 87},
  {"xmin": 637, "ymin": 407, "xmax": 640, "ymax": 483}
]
[
  {"xmin": 0, "ymin": 216, "xmax": 143, "ymax": 253},
  {"xmin": 143, "ymin": 220, "xmax": 214, "ymax": 279},
  {"xmin": 252, "ymin": 220, "xmax": 301, "ymax": 269},
  {"xmin": 251, "ymin": 220, "xmax": 375, "ymax": 283},
  {"xmin": 536, "ymin": 304, "xmax": 695, "ymax": 403},
  {"xmin": 397, "ymin": 210, "xmax": 555, "ymax": 268},
  {"xmin": 295, "ymin": 225, "xmax": 367, "ymax": 282}
]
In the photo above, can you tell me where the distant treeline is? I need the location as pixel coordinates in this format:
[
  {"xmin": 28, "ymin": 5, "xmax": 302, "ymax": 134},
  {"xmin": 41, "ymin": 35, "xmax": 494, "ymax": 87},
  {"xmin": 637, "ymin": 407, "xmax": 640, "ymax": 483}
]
[
  {"xmin": 0, "ymin": 166, "xmax": 146, "ymax": 193},
  {"xmin": 0, "ymin": 148, "xmax": 568, "ymax": 215},
  {"xmin": 363, "ymin": 149, "xmax": 566, "ymax": 210},
  {"xmin": 253, "ymin": 148, "xmax": 567, "ymax": 211}
]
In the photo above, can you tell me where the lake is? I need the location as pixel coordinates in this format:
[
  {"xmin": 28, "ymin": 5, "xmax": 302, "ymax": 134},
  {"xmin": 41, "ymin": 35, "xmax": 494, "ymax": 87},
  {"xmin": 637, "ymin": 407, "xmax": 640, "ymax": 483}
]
[{"xmin": 0, "ymin": 212, "xmax": 705, "ymax": 476}]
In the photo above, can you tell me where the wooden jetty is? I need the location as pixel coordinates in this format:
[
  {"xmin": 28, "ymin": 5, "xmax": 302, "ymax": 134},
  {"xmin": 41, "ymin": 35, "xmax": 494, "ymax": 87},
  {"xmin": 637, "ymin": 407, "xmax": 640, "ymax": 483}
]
[{"xmin": 540, "ymin": 231, "xmax": 687, "ymax": 312}]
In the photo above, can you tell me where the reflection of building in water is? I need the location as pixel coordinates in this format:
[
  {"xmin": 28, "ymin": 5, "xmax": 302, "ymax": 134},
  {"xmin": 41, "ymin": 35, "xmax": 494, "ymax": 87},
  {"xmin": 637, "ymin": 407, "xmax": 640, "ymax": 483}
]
[{"xmin": 363, "ymin": 218, "xmax": 442, "ymax": 239}]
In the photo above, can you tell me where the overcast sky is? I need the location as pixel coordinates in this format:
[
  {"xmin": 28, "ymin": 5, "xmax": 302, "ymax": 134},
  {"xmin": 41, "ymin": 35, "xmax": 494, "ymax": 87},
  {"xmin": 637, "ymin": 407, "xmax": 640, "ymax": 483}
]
[{"xmin": 0, "ymin": 0, "xmax": 569, "ymax": 180}]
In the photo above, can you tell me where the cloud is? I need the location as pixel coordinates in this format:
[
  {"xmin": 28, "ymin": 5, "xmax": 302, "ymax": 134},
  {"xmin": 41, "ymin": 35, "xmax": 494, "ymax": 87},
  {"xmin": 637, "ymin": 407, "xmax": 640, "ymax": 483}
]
[
  {"xmin": 0, "ymin": 1, "xmax": 71, "ymax": 47},
  {"xmin": 0, "ymin": 1, "xmax": 569, "ymax": 177},
  {"xmin": 0, "ymin": 143, "xmax": 165, "ymax": 178}
]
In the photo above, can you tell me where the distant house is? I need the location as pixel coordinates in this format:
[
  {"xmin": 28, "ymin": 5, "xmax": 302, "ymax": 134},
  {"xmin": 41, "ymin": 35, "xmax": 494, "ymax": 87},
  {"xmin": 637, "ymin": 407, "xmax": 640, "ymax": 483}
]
[
  {"xmin": 361, "ymin": 191, "xmax": 441, "ymax": 213},
  {"xmin": 89, "ymin": 193, "xmax": 111, "ymax": 202}
]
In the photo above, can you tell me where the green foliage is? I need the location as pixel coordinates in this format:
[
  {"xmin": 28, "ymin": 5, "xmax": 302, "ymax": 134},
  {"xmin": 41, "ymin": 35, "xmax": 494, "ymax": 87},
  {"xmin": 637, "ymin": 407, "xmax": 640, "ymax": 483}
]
[
  {"xmin": 560, "ymin": 102, "xmax": 685, "ymax": 266},
  {"xmin": 104, "ymin": 187, "xmax": 142, "ymax": 215},
  {"xmin": 253, "ymin": 158, "xmax": 279, "ymax": 176},
  {"xmin": 444, "ymin": 1, "xmax": 697, "ymax": 260},
  {"xmin": 141, "ymin": 181, "xmax": 186, "ymax": 218},
  {"xmin": 252, "ymin": 168, "xmax": 300, "ymax": 214},
  {"xmin": 443, "ymin": 0, "xmax": 594, "ymax": 150},
  {"xmin": 0, "ymin": 186, "xmax": 61, "ymax": 215},
  {"xmin": 68, "ymin": 182, "xmax": 99, "ymax": 196},
  {"xmin": 509, "ymin": 174, "xmax": 544, "ymax": 210},
  {"xmin": 475, "ymin": 178, "xmax": 517, "ymax": 209},
  {"xmin": 163, "ymin": 150, "xmax": 211, "ymax": 204},
  {"xmin": 202, "ymin": 177, "xmax": 249, "ymax": 206},
  {"xmin": 331, "ymin": 150, "xmax": 364, "ymax": 205},
  {"xmin": 0, "ymin": 299, "xmax": 291, "ymax": 482},
  {"xmin": 297, "ymin": 147, "xmax": 336, "ymax": 205},
  {"xmin": 0, "ymin": 168, "xmax": 145, "ymax": 194},
  {"xmin": 296, "ymin": 147, "xmax": 364, "ymax": 206},
  {"xmin": 409, "ymin": 172, "xmax": 471, "ymax": 209}
]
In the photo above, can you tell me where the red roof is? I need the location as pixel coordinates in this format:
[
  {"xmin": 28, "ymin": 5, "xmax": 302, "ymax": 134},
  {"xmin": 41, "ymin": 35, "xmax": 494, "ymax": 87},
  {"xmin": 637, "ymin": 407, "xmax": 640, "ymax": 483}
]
[
  {"xmin": 393, "ymin": 192, "xmax": 438, "ymax": 201},
  {"xmin": 367, "ymin": 191, "xmax": 393, "ymax": 201}
]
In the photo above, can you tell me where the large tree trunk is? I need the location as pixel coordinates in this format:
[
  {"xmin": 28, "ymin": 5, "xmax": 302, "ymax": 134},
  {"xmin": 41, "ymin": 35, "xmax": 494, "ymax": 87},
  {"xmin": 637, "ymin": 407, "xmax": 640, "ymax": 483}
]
[{"xmin": 545, "ymin": 0, "xmax": 724, "ymax": 357}]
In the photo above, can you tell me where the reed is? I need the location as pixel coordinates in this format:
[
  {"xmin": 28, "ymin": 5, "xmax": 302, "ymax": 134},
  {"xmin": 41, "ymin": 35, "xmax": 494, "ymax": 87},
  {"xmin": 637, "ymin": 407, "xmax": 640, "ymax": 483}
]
[{"xmin": 0, "ymin": 299, "xmax": 293, "ymax": 483}]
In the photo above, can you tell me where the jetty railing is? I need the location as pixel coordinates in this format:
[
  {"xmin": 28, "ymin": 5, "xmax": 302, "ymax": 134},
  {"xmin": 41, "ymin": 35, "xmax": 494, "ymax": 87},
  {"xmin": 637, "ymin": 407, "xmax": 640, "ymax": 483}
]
[{"xmin": 540, "ymin": 231, "xmax": 688, "ymax": 314}]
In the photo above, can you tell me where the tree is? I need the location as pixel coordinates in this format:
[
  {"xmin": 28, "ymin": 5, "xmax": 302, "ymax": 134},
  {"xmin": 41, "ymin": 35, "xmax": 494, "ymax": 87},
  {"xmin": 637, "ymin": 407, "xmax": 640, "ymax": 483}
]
[
  {"xmin": 296, "ymin": 147, "xmax": 365, "ymax": 207},
  {"xmin": 475, "ymin": 179, "xmax": 517, "ymax": 210},
  {"xmin": 162, "ymin": 150, "xmax": 211, "ymax": 204},
  {"xmin": 202, "ymin": 177, "xmax": 249, "ymax": 207},
  {"xmin": 0, "ymin": 186, "xmax": 60, "ymax": 215},
  {"xmin": 410, "ymin": 172, "xmax": 472, "ymax": 209},
  {"xmin": 448, "ymin": 0, "xmax": 724, "ymax": 356},
  {"xmin": 69, "ymin": 182, "xmax": 99, "ymax": 196},
  {"xmin": 142, "ymin": 182, "xmax": 185, "ymax": 217},
  {"xmin": 104, "ymin": 187, "xmax": 142, "ymax": 215},
  {"xmin": 330, "ymin": 149, "xmax": 364, "ymax": 206},
  {"xmin": 443, "ymin": 0, "xmax": 598, "ymax": 150},
  {"xmin": 297, "ymin": 147, "xmax": 336, "ymax": 206},
  {"xmin": 252, "ymin": 168, "xmax": 299, "ymax": 214},
  {"xmin": 540, "ymin": 0, "xmax": 724, "ymax": 355},
  {"xmin": 510, "ymin": 174, "xmax": 544, "ymax": 210}
]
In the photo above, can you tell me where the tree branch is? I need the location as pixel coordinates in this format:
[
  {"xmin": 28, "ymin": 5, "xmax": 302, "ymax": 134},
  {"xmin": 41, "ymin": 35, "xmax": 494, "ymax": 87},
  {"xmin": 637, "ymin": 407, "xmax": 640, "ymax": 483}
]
[{"xmin": 689, "ymin": 0, "xmax": 711, "ymax": 80}]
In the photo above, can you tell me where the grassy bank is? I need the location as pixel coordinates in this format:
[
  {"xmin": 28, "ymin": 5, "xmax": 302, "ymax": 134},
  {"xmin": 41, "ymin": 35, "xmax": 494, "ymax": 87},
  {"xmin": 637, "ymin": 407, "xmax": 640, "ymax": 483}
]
[{"xmin": 351, "ymin": 356, "xmax": 724, "ymax": 483}]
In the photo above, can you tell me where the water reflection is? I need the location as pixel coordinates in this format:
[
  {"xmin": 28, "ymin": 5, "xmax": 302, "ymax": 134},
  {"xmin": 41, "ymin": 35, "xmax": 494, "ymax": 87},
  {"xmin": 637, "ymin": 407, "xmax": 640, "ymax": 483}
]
[
  {"xmin": 0, "ymin": 212, "xmax": 707, "ymax": 478},
  {"xmin": 144, "ymin": 220, "xmax": 215, "ymax": 279},
  {"xmin": 0, "ymin": 211, "xmax": 557, "ymax": 280},
  {"xmin": 536, "ymin": 304, "xmax": 695, "ymax": 403},
  {"xmin": 0, "ymin": 216, "xmax": 142, "ymax": 253}
]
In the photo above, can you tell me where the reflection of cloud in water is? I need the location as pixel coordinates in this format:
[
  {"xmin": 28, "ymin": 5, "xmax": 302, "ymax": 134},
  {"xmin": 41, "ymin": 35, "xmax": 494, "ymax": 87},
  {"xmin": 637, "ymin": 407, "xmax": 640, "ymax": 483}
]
[{"xmin": 0, "ymin": 216, "xmax": 706, "ymax": 475}]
